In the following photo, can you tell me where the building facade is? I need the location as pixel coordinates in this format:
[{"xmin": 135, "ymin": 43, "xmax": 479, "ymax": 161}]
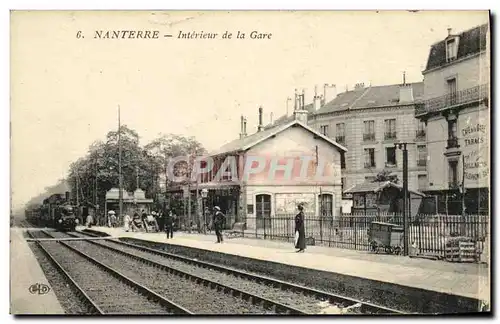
[
  {"xmin": 307, "ymin": 81, "xmax": 428, "ymax": 195},
  {"xmin": 415, "ymin": 24, "xmax": 490, "ymax": 214},
  {"xmin": 168, "ymin": 108, "xmax": 346, "ymax": 229}
]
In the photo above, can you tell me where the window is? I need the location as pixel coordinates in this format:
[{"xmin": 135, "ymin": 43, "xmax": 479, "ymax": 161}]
[
  {"xmin": 335, "ymin": 123, "xmax": 345, "ymax": 144},
  {"xmin": 363, "ymin": 120, "xmax": 375, "ymax": 141},
  {"xmin": 416, "ymin": 120, "xmax": 426, "ymax": 138},
  {"xmin": 319, "ymin": 125, "xmax": 329, "ymax": 137},
  {"xmin": 418, "ymin": 175, "xmax": 427, "ymax": 191},
  {"xmin": 447, "ymin": 120, "xmax": 459, "ymax": 148},
  {"xmin": 340, "ymin": 152, "xmax": 346, "ymax": 169},
  {"xmin": 255, "ymin": 194, "xmax": 272, "ymax": 229},
  {"xmin": 384, "ymin": 119, "xmax": 397, "ymax": 140},
  {"xmin": 446, "ymin": 38, "xmax": 458, "ymax": 62},
  {"xmin": 365, "ymin": 176, "xmax": 376, "ymax": 183},
  {"xmin": 417, "ymin": 145, "xmax": 427, "ymax": 166},
  {"xmin": 385, "ymin": 147, "xmax": 397, "ymax": 166},
  {"xmin": 319, "ymin": 194, "xmax": 333, "ymax": 217},
  {"xmin": 448, "ymin": 161, "xmax": 458, "ymax": 188},
  {"xmin": 447, "ymin": 78, "xmax": 457, "ymax": 105},
  {"xmin": 364, "ymin": 148, "xmax": 376, "ymax": 168}
]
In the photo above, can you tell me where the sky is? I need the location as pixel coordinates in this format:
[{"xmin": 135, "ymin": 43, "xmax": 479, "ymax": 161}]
[{"xmin": 10, "ymin": 10, "xmax": 489, "ymax": 210}]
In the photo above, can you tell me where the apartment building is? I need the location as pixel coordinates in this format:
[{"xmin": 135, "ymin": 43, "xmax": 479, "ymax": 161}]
[
  {"xmin": 307, "ymin": 81, "xmax": 428, "ymax": 195},
  {"xmin": 415, "ymin": 23, "xmax": 490, "ymax": 214}
]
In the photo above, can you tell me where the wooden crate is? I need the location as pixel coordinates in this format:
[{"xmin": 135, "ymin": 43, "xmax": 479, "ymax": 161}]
[{"xmin": 445, "ymin": 242, "xmax": 479, "ymax": 263}]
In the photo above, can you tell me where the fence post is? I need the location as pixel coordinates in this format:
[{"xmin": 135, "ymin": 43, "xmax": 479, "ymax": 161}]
[
  {"xmin": 354, "ymin": 216, "xmax": 358, "ymax": 250},
  {"xmin": 320, "ymin": 216, "xmax": 323, "ymax": 244},
  {"xmin": 263, "ymin": 216, "xmax": 267, "ymax": 239}
]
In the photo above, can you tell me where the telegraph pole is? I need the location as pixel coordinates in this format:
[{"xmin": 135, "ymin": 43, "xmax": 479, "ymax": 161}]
[
  {"xmin": 395, "ymin": 142, "xmax": 412, "ymax": 256},
  {"xmin": 118, "ymin": 105, "xmax": 123, "ymax": 224},
  {"xmin": 461, "ymin": 154, "xmax": 466, "ymax": 235}
]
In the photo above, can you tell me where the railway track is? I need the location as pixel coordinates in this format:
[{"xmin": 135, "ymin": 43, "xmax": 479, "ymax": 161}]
[
  {"xmin": 66, "ymin": 230, "xmax": 405, "ymax": 314},
  {"xmin": 41, "ymin": 230, "xmax": 296, "ymax": 314},
  {"xmin": 27, "ymin": 230, "xmax": 190, "ymax": 315}
]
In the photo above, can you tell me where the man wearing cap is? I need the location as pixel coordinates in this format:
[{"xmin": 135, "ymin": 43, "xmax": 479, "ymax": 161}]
[{"xmin": 213, "ymin": 206, "xmax": 226, "ymax": 243}]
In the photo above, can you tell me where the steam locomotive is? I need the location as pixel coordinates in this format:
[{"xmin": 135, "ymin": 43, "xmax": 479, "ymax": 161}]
[{"xmin": 25, "ymin": 191, "xmax": 79, "ymax": 231}]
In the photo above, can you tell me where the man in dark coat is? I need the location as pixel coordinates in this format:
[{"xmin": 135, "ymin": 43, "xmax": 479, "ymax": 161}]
[
  {"xmin": 164, "ymin": 210, "xmax": 174, "ymax": 239},
  {"xmin": 213, "ymin": 206, "xmax": 226, "ymax": 243},
  {"xmin": 295, "ymin": 203, "xmax": 306, "ymax": 252}
]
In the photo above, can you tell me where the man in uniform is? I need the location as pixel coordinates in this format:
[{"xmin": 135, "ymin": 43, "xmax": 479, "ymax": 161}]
[
  {"xmin": 213, "ymin": 206, "xmax": 226, "ymax": 243},
  {"xmin": 164, "ymin": 210, "xmax": 174, "ymax": 239}
]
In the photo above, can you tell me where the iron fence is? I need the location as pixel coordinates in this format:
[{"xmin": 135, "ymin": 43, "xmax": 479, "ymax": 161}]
[{"xmin": 241, "ymin": 212, "xmax": 489, "ymax": 258}]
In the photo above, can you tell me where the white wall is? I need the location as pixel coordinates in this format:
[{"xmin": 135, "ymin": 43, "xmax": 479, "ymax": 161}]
[
  {"xmin": 423, "ymin": 52, "xmax": 489, "ymax": 100},
  {"xmin": 241, "ymin": 125, "xmax": 343, "ymax": 227}
]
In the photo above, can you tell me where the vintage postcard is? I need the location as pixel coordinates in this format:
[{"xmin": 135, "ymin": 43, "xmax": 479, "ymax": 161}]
[{"xmin": 10, "ymin": 10, "xmax": 490, "ymax": 315}]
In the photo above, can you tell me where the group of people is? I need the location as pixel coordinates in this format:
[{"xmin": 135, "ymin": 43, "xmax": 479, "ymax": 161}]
[
  {"xmin": 83, "ymin": 202, "xmax": 306, "ymax": 252},
  {"xmin": 121, "ymin": 209, "xmax": 177, "ymax": 234}
]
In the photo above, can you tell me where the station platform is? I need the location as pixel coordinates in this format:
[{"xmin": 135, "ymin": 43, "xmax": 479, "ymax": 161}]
[
  {"xmin": 10, "ymin": 228, "xmax": 65, "ymax": 315},
  {"xmin": 83, "ymin": 226, "xmax": 490, "ymax": 305}
]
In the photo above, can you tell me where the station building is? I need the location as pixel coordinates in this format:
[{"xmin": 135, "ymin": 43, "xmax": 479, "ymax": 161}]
[{"xmin": 167, "ymin": 104, "xmax": 346, "ymax": 230}]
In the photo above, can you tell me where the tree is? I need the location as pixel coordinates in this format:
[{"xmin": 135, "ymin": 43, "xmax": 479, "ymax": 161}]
[
  {"xmin": 65, "ymin": 127, "xmax": 206, "ymax": 214},
  {"xmin": 372, "ymin": 169, "xmax": 399, "ymax": 184},
  {"xmin": 144, "ymin": 134, "xmax": 207, "ymax": 188}
]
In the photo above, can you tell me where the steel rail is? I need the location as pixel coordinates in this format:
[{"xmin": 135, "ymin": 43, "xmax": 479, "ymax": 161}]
[
  {"xmin": 81, "ymin": 233, "xmax": 407, "ymax": 315},
  {"xmin": 40, "ymin": 230, "xmax": 193, "ymax": 315},
  {"xmin": 27, "ymin": 231, "xmax": 104, "ymax": 314},
  {"xmin": 67, "ymin": 232, "xmax": 305, "ymax": 314}
]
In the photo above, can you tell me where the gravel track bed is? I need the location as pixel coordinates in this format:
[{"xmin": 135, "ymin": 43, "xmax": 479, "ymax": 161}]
[
  {"xmin": 38, "ymin": 241, "xmax": 172, "ymax": 314},
  {"xmin": 65, "ymin": 240, "xmax": 274, "ymax": 314},
  {"xmin": 26, "ymin": 242, "xmax": 88, "ymax": 314},
  {"xmin": 95, "ymin": 239, "xmax": 334, "ymax": 314}
]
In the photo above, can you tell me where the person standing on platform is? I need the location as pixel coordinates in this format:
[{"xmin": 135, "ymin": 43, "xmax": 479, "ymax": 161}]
[
  {"xmin": 165, "ymin": 210, "xmax": 174, "ymax": 239},
  {"xmin": 123, "ymin": 213, "xmax": 131, "ymax": 232},
  {"xmin": 213, "ymin": 206, "xmax": 226, "ymax": 243},
  {"xmin": 294, "ymin": 203, "xmax": 306, "ymax": 252}
]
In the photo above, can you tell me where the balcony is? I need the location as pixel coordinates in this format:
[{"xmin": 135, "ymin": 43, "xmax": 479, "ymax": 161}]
[
  {"xmin": 415, "ymin": 84, "xmax": 489, "ymax": 117},
  {"xmin": 384, "ymin": 132, "xmax": 397, "ymax": 140},
  {"xmin": 415, "ymin": 129, "xmax": 426, "ymax": 140},
  {"xmin": 417, "ymin": 159, "xmax": 427, "ymax": 167},
  {"xmin": 363, "ymin": 133, "xmax": 376, "ymax": 141},
  {"xmin": 335, "ymin": 135, "xmax": 345, "ymax": 144}
]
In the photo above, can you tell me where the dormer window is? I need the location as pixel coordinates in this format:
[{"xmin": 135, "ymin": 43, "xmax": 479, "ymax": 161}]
[{"xmin": 446, "ymin": 37, "xmax": 459, "ymax": 62}]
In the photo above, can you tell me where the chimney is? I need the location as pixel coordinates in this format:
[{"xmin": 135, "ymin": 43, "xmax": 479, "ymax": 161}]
[
  {"xmin": 313, "ymin": 85, "xmax": 321, "ymax": 110},
  {"xmin": 293, "ymin": 90, "xmax": 309, "ymax": 124},
  {"xmin": 294, "ymin": 89, "xmax": 299, "ymax": 111},
  {"xmin": 239, "ymin": 115, "xmax": 245, "ymax": 139},
  {"xmin": 301, "ymin": 89, "xmax": 306, "ymax": 109},
  {"xmin": 286, "ymin": 97, "xmax": 292, "ymax": 116},
  {"xmin": 258, "ymin": 106, "xmax": 264, "ymax": 132},
  {"xmin": 270, "ymin": 112, "xmax": 274, "ymax": 125},
  {"xmin": 354, "ymin": 82, "xmax": 365, "ymax": 90},
  {"xmin": 447, "ymin": 27, "xmax": 452, "ymax": 36},
  {"xmin": 399, "ymin": 73, "xmax": 414, "ymax": 103},
  {"xmin": 243, "ymin": 117, "xmax": 247, "ymax": 136},
  {"xmin": 323, "ymin": 83, "xmax": 337, "ymax": 103}
]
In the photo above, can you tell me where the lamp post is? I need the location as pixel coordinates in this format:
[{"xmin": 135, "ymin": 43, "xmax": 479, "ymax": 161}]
[
  {"xmin": 395, "ymin": 142, "xmax": 412, "ymax": 256},
  {"xmin": 201, "ymin": 188, "xmax": 208, "ymax": 234}
]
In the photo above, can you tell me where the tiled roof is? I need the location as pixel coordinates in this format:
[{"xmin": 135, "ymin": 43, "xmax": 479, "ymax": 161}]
[
  {"xmin": 425, "ymin": 24, "xmax": 488, "ymax": 72},
  {"xmin": 209, "ymin": 119, "xmax": 347, "ymax": 156},
  {"xmin": 315, "ymin": 82, "xmax": 424, "ymax": 114},
  {"xmin": 344, "ymin": 181, "xmax": 425, "ymax": 197}
]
